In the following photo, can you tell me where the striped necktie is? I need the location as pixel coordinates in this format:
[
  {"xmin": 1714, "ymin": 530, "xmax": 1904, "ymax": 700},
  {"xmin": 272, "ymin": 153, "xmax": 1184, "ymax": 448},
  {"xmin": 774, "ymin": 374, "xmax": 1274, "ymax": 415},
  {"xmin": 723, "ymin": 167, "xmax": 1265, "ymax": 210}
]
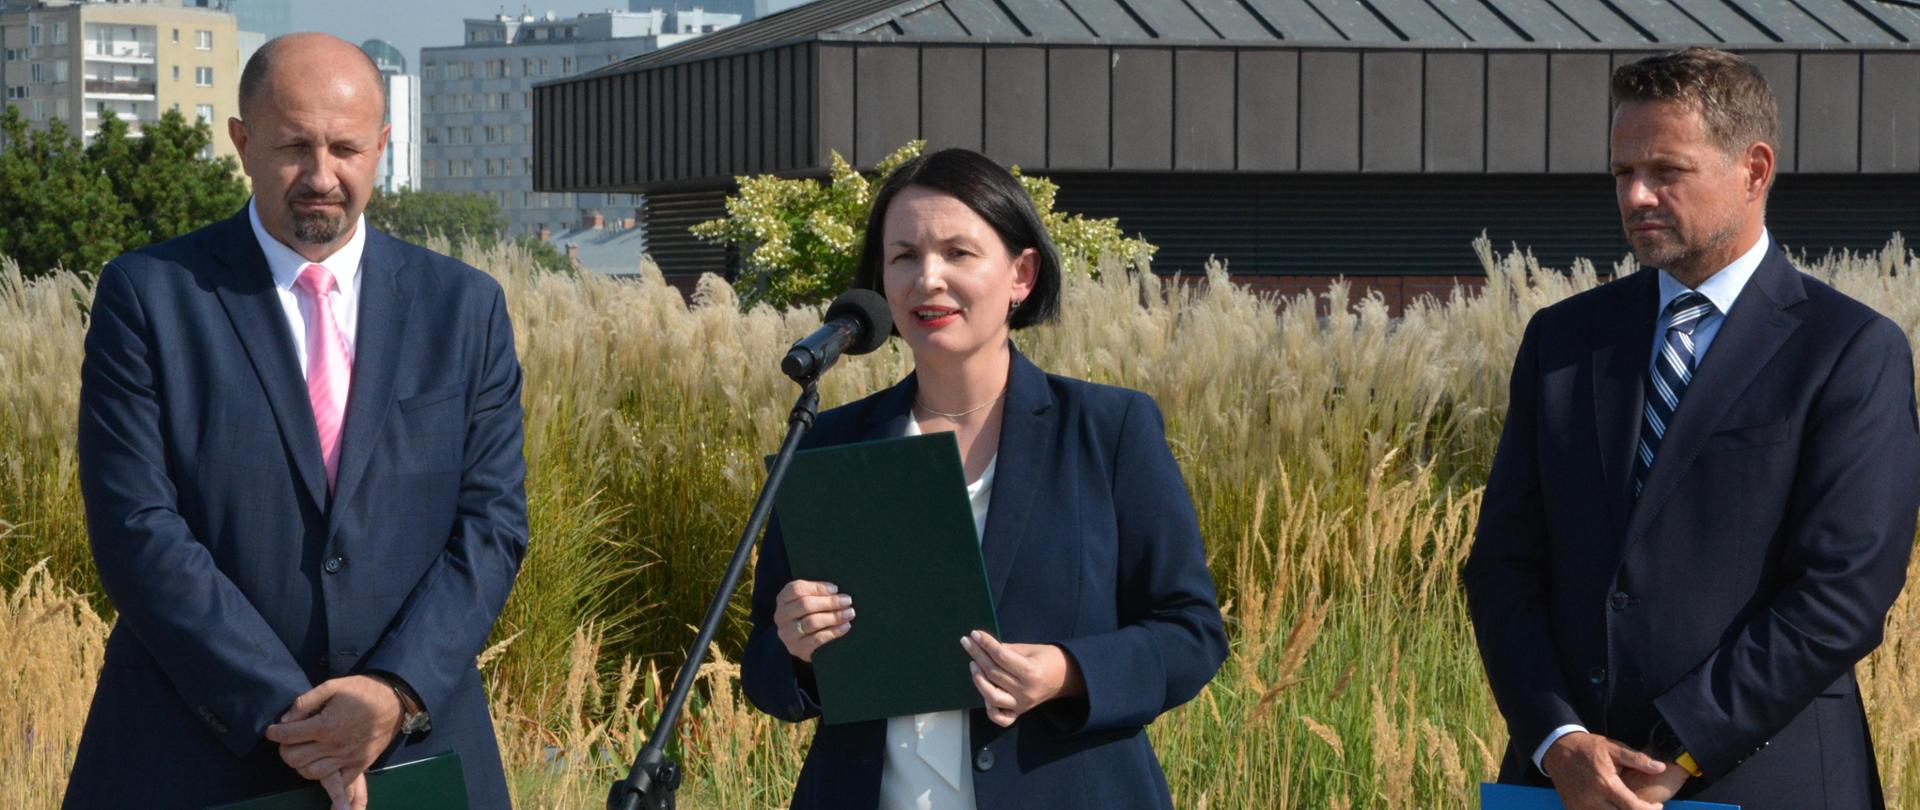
[
  {"xmin": 296, "ymin": 263, "xmax": 351, "ymax": 491},
  {"xmin": 1635, "ymin": 291, "xmax": 1716, "ymax": 496}
]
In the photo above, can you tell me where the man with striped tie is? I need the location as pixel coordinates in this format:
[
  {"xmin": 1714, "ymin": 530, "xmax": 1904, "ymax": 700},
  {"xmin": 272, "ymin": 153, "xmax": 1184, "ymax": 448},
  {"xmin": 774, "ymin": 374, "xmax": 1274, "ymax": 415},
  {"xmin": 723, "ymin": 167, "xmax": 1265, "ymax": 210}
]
[
  {"xmin": 69, "ymin": 33, "xmax": 525, "ymax": 810},
  {"xmin": 1464, "ymin": 48, "xmax": 1920, "ymax": 810}
]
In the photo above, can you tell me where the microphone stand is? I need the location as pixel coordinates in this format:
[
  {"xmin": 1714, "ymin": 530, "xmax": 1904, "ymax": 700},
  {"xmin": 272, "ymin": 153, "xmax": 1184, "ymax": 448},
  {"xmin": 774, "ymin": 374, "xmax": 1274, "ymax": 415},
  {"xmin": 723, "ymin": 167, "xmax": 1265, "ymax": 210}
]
[{"xmin": 608, "ymin": 378, "xmax": 823, "ymax": 810}]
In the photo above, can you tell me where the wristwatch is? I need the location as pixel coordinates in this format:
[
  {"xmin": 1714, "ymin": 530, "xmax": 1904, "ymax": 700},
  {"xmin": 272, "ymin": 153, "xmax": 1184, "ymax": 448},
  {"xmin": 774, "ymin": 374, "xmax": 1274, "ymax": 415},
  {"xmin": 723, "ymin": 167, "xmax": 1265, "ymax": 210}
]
[
  {"xmin": 1645, "ymin": 720, "xmax": 1701, "ymax": 777},
  {"xmin": 373, "ymin": 673, "xmax": 433, "ymax": 736}
]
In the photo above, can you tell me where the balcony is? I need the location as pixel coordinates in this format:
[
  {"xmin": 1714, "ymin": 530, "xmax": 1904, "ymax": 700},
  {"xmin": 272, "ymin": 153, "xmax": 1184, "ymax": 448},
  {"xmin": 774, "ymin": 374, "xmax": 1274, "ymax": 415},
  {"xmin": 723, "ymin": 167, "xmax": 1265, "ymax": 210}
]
[
  {"xmin": 82, "ymin": 43, "xmax": 156, "ymax": 63},
  {"xmin": 84, "ymin": 79, "xmax": 157, "ymax": 98}
]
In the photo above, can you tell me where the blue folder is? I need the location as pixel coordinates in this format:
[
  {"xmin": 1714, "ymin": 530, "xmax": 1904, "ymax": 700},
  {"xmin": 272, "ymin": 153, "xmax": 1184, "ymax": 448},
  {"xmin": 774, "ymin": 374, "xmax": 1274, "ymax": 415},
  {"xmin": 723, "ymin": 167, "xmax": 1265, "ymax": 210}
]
[{"xmin": 1482, "ymin": 783, "xmax": 1739, "ymax": 809}]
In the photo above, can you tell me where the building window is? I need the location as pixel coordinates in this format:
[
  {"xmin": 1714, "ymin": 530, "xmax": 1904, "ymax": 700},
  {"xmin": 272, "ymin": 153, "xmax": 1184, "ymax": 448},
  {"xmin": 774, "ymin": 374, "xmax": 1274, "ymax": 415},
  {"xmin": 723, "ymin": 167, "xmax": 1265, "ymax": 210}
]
[
  {"xmin": 28, "ymin": 25, "xmax": 39, "ymax": 46},
  {"xmin": 423, "ymin": 61, "xmax": 438, "ymax": 80},
  {"xmin": 172, "ymin": 28, "xmax": 180, "ymax": 44},
  {"xmin": 461, "ymin": 94, "xmax": 473, "ymax": 111},
  {"xmin": 54, "ymin": 98, "xmax": 67, "ymax": 119},
  {"xmin": 173, "ymin": 65, "xmax": 180, "ymax": 81},
  {"xmin": 30, "ymin": 63, "xmax": 44, "ymax": 84},
  {"xmin": 31, "ymin": 100, "xmax": 44, "ymax": 120},
  {"xmin": 196, "ymin": 30, "xmax": 212, "ymax": 50},
  {"xmin": 196, "ymin": 103, "xmax": 213, "ymax": 122},
  {"xmin": 195, "ymin": 67, "xmax": 213, "ymax": 87},
  {"xmin": 561, "ymin": 57, "xmax": 574, "ymax": 75},
  {"xmin": 51, "ymin": 23, "xmax": 67, "ymax": 45},
  {"xmin": 521, "ymin": 91, "xmax": 531, "ymax": 109},
  {"xmin": 53, "ymin": 61, "xmax": 68, "ymax": 83}
]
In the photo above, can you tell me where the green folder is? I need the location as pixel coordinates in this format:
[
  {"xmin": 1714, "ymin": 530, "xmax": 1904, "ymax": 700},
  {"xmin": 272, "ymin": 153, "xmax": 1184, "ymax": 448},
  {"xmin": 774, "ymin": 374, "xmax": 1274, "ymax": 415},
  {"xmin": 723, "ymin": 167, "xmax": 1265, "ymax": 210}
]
[
  {"xmin": 207, "ymin": 752, "xmax": 467, "ymax": 810},
  {"xmin": 773, "ymin": 431, "xmax": 1001, "ymax": 724}
]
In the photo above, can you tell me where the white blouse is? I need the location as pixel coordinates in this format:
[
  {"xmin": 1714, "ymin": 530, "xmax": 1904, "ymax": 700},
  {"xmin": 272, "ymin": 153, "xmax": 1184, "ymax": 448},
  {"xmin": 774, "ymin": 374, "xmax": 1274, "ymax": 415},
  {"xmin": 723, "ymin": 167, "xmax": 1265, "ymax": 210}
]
[{"xmin": 878, "ymin": 417, "xmax": 996, "ymax": 810}]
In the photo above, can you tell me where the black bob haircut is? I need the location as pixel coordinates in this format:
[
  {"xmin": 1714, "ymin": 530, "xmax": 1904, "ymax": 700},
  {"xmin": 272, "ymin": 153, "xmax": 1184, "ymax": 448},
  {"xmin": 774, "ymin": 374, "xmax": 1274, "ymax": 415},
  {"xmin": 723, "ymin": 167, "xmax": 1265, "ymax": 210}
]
[{"xmin": 851, "ymin": 148, "xmax": 1062, "ymax": 330}]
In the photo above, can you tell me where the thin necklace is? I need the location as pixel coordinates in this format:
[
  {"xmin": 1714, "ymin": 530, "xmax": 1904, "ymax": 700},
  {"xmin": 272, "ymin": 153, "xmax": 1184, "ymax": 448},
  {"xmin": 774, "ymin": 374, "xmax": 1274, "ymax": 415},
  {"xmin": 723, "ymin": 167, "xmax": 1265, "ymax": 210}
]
[{"xmin": 915, "ymin": 387, "xmax": 1006, "ymax": 419}]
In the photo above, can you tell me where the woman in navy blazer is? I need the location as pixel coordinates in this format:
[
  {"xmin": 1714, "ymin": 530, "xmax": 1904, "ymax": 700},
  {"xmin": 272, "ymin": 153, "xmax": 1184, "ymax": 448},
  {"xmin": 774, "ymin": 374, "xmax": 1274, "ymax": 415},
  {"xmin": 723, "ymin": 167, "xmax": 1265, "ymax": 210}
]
[{"xmin": 741, "ymin": 148, "xmax": 1228, "ymax": 809}]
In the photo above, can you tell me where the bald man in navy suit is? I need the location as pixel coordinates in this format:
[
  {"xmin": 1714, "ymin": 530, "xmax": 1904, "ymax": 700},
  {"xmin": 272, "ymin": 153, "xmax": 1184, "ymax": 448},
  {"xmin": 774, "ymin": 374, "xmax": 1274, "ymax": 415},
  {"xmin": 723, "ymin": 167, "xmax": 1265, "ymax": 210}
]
[{"xmin": 68, "ymin": 34, "xmax": 526, "ymax": 809}]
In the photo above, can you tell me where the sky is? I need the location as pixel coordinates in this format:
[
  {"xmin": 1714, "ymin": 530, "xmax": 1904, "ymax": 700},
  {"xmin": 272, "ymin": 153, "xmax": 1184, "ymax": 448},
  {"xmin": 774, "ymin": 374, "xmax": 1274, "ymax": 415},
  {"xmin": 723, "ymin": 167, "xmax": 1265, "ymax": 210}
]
[{"xmin": 288, "ymin": 1, "xmax": 639, "ymax": 72}]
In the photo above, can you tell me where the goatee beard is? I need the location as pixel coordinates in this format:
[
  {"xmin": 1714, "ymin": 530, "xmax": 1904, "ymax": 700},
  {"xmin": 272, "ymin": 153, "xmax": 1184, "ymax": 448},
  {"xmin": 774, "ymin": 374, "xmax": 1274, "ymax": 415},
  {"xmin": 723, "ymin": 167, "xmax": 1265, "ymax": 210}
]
[{"xmin": 291, "ymin": 209, "xmax": 347, "ymax": 245}]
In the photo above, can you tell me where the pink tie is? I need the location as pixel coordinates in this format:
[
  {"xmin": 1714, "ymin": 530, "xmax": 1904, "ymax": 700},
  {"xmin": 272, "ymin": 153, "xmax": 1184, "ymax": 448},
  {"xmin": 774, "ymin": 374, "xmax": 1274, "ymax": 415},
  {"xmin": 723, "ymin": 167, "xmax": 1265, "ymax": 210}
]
[{"xmin": 295, "ymin": 263, "xmax": 351, "ymax": 491}]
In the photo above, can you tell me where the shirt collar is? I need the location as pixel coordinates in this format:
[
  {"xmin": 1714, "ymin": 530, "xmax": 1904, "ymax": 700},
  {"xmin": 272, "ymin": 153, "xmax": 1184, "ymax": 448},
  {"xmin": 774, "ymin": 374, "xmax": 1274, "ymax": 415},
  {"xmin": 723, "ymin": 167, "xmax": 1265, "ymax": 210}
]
[
  {"xmin": 1656, "ymin": 229, "xmax": 1769, "ymax": 317},
  {"xmin": 248, "ymin": 197, "xmax": 367, "ymax": 296}
]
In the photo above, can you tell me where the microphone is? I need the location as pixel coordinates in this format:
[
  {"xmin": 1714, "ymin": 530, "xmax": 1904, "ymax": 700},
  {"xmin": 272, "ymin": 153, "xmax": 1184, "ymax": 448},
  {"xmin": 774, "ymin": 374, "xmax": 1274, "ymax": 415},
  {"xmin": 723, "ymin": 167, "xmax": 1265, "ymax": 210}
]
[{"xmin": 781, "ymin": 289, "xmax": 892, "ymax": 382}]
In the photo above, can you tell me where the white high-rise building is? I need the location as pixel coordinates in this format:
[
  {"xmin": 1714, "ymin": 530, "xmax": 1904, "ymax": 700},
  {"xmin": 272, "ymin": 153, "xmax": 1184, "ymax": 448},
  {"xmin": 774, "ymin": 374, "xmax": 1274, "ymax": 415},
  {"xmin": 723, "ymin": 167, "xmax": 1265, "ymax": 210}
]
[{"xmin": 361, "ymin": 38, "xmax": 418, "ymax": 192}]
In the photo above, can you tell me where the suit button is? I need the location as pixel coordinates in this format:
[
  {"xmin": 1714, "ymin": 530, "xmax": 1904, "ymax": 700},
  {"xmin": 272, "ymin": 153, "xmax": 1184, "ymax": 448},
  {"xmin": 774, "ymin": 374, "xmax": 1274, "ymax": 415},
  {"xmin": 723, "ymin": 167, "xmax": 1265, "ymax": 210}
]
[
  {"xmin": 973, "ymin": 747, "xmax": 994, "ymax": 772},
  {"xmin": 1610, "ymin": 591, "xmax": 1630, "ymax": 611},
  {"xmin": 1588, "ymin": 667, "xmax": 1607, "ymax": 685},
  {"xmin": 196, "ymin": 705, "xmax": 229, "ymax": 735},
  {"xmin": 323, "ymin": 556, "xmax": 345, "ymax": 574}
]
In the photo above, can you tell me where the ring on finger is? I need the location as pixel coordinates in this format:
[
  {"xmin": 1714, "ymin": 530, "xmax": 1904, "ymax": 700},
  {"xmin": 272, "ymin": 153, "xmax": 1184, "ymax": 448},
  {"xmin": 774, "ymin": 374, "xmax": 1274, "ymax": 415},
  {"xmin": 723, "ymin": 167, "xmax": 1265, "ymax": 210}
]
[{"xmin": 795, "ymin": 619, "xmax": 804, "ymax": 637}]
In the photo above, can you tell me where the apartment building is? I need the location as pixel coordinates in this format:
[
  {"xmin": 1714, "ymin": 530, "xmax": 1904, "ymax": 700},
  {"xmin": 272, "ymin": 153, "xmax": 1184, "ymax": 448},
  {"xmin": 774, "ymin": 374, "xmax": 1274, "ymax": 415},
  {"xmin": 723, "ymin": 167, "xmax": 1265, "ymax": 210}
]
[
  {"xmin": 420, "ymin": 7, "xmax": 741, "ymax": 239},
  {"xmin": 1, "ymin": 0, "xmax": 239, "ymax": 160},
  {"xmin": 362, "ymin": 37, "xmax": 418, "ymax": 192}
]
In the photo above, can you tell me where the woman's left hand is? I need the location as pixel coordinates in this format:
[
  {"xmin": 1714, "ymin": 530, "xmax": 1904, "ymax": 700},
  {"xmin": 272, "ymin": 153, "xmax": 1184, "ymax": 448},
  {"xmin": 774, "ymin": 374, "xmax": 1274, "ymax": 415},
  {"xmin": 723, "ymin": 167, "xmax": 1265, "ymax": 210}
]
[{"xmin": 961, "ymin": 630, "xmax": 1084, "ymax": 727}]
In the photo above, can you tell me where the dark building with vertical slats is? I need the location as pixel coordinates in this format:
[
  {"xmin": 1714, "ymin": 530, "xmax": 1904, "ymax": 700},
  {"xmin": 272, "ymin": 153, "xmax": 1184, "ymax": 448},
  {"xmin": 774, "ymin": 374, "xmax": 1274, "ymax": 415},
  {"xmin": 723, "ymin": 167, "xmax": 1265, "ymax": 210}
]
[{"xmin": 533, "ymin": 0, "xmax": 1920, "ymax": 292}]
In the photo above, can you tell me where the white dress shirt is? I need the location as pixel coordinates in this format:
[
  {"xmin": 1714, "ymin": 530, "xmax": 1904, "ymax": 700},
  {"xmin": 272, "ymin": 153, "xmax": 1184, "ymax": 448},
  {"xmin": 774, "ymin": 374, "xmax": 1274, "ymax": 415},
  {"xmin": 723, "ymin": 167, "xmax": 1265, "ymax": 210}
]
[
  {"xmin": 246, "ymin": 198, "xmax": 368, "ymax": 378},
  {"xmin": 1531, "ymin": 229, "xmax": 1770, "ymax": 776},
  {"xmin": 879, "ymin": 417, "xmax": 996, "ymax": 810}
]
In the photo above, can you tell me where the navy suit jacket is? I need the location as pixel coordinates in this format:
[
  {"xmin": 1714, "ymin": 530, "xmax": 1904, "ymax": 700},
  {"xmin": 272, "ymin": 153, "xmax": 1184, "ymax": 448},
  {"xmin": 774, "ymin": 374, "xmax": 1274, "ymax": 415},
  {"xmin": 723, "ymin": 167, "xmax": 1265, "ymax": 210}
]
[
  {"xmin": 66, "ymin": 209, "xmax": 528, "ymax": 809},
  {"xmin": 1464, "ymin": 244, "xmax": 1920, "ymax": 808},
  {"xmin": 741, "ymin": 347, "xmax": 1228, "ymax": 809}
]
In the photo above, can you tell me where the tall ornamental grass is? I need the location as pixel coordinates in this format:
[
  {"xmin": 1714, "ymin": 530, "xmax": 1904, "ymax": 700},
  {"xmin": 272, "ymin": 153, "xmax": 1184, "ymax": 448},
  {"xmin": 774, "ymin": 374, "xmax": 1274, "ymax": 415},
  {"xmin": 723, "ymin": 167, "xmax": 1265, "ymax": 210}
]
[{"xmin": 2, "ymin": 235, "xmax": 1917, "ymax": 808}]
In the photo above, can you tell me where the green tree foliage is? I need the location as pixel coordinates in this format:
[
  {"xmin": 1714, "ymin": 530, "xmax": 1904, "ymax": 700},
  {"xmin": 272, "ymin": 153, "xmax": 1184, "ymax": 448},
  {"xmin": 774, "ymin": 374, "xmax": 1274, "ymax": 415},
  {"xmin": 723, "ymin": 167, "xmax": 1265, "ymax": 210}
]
[
  {"xmin": 365, "ymin": 186, "xmax": 508, "ymax": 248},
  {"xmin": 692, "ymin": 141, "xmax": 1157, "ymax": 310},
  {"xmin": 364, "ymin": 187, "xmax": 573, "ymax": 274},
  {"xmin": 0, "ymin": 106, "xmax": 246, "ymax": 278},
  {"xmin": 87, "ymin": 109, "xmax": 249, "ymax": 252}
]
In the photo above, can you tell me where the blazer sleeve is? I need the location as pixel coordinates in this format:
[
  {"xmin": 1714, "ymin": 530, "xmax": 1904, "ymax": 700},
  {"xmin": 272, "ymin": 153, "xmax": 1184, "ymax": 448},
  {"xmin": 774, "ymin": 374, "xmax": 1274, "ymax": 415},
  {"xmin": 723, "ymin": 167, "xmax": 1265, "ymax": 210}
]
[
  {"xmin": 1461, "ymin": 314, "xmax": 1585, "ymax": 763},
  {"xmin": 1652, "ymin": 316, "xmax": 1920, "ymax": 777},
  {"xmin": 361, "ymin": 284, "xmax": 530, "ymax": 721},
  {"xmin": 78, "ymin": 261, "xmax": 314, "ymax": 757},
  {"xmin": 1052, "ymin": 392, "xmax": 1228, "ymax": 734},
  {"xmin": 741, "ymin": 512, "xmax": 825, "ymax": 723}
]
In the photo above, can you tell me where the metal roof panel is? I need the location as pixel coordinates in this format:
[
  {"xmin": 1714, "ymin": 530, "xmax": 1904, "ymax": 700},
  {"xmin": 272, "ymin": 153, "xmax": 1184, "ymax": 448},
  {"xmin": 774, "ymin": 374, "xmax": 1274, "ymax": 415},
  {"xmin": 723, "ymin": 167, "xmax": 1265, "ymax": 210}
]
[
  {"xmin": 1124, "ymin": 0, "xmax": 1226, "ymax": 37},
  {"xmin": 1185, "ymin": 0, "xmax": 1282, "ymax": 39},
  {"xmin": 1306, "ymin": 0, "xmax": 1405, "ymax": 40},
  {"xmin": 1366, "ymin": 0, "xmax": 1471, "ymax": 39},
  {"xmin": 1729, "ymin": 0, "xmax": 1845, "ymax": 41},
  {"xmin": 1666, "ymin": 0, "xmax": 1777, "ymax": 41},
  {"xmin": 1059, "ymin": 0, "xmax": 1156, "ymax": 36},
  {"xmin": 1605, "ymin": 0, "xmax": 1725, "ymax": 42},
  {"xmin": 897, "ymin": 3, "xmax": 972, "ymax": 35},
  {"xmin": 941, "ymin": 0, "xmax": 1033, "ymax": 36},
  {"xmin": 1241, "ymin": 0, "xmax": 1348, "ymax": 39},
  {"xmin": 1427, "ymin": 0, "xmax": 1529, "ymax": 41}
]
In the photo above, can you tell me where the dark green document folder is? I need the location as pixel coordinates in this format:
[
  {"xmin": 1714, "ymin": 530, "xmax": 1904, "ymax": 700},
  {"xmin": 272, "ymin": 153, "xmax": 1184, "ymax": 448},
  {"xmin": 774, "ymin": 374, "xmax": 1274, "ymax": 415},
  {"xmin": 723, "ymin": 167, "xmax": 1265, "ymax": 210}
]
[
  {"xmin": 773, "ymin": 431, "xmax": 1001, "ymax": 724},
  {"xmin": 207, "ymin": 752, "xmax": 467, "ymax": 810}
]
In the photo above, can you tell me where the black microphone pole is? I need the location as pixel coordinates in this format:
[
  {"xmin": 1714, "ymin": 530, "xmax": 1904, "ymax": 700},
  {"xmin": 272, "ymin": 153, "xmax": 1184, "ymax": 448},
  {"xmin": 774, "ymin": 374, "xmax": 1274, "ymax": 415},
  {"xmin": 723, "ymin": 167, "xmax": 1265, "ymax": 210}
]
[
  {"xmin": 607, "ymin": 381, "xmax": 818, "ymax": 810},
  {"xmin": 609, "ymin": 291, "xmax": 889, "ymax": 810}
]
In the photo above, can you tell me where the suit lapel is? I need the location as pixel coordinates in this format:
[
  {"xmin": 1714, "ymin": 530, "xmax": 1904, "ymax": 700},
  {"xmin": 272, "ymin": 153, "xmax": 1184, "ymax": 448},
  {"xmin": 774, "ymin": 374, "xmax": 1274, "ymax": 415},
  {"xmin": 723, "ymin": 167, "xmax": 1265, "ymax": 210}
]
[
  {"xmin": 860, "ymin": 347, "xmax": 1054, "ymax": 605},
  {"xmin": 1622, "ymin": 247, "xmax": 1805, "ymax": 546},
  {"xmin": 978, "ymin": 348, "xmax": 1054, "ymax": 604},
  {"xmin": 207, "ymin": 210, "xmax": 329, "ymax": 513},
  {"xmin": 1591, "ymin": 271, "xmax": 1660, "ymax": 541},
  {"xmin": 327, "ymin": 230, "xmax": 414, "ymax": 530}
]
